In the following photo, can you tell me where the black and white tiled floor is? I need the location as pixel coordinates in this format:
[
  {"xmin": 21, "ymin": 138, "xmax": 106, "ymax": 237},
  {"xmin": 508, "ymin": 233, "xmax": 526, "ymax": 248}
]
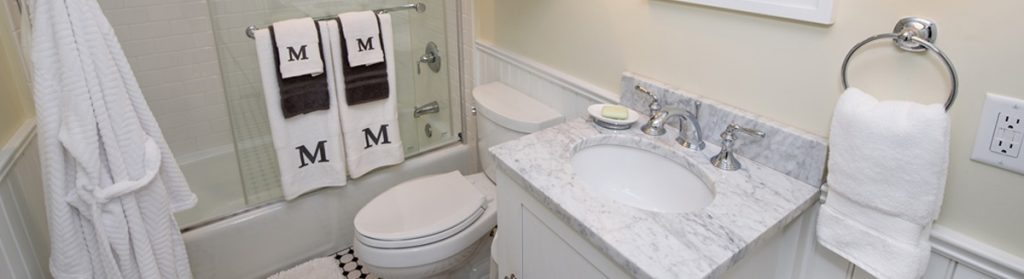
[{"xmin": 333, "ymin": 248, "xmax": 380, "ymax": 279}]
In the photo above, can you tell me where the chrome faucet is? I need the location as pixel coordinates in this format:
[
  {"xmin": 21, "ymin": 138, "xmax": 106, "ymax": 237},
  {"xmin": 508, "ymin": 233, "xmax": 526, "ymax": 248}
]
[
  {"xmin": 636, "ymin": 85, "xmax": 705, "ymax": 151},
  {"xmin": 710, "ymin": 123, "xmax": 766, "ymax": 171},
  {"xmin": 666, "ymin": 111, "xmax": 705, "ymax": 151}
]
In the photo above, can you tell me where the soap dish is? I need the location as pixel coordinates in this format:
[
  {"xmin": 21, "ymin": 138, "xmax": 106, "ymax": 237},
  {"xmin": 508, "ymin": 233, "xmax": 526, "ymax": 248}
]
[{"xmin": 587, "ymin": 104, "xmax": 641, "ymax": 130}]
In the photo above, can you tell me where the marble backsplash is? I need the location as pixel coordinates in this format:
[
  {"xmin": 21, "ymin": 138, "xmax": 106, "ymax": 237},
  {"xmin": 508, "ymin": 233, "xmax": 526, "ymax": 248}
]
[{"xmin": 619, "ymin": 72, "xmax": 828, "ymax": 187}]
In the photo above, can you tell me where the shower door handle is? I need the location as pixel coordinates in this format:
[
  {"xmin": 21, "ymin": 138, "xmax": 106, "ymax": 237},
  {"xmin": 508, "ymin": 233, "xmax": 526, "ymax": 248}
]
[{"xmin": 417, "ymin": 41, "xmax": 442, "ymax": 74}]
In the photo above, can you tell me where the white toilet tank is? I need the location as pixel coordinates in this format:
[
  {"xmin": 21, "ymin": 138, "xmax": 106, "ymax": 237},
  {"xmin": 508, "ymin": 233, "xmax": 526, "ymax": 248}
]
[{"xmin": 472, "ymin": 82, "xmax": 563, "ymax": 180}]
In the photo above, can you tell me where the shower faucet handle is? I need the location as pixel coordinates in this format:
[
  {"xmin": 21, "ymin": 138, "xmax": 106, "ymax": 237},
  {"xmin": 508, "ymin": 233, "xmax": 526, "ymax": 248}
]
[{"xmin": 417, "ymin": 41, "xmax": 441, "ymax": 74}]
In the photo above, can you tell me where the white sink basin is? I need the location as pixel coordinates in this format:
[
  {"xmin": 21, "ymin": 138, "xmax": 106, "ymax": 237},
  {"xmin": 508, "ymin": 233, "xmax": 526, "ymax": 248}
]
[{"xmin": 571, "ymin": 144, "xmax": 714, "ymax": 213}]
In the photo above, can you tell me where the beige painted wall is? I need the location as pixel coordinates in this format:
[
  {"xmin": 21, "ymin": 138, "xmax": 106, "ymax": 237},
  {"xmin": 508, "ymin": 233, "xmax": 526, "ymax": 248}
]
[
  {"xmin": 0, "ymin": 0, "xmax": 33, "ymax": 147},
  {"xmin": 476, "ymin": 0, "xmax": 1024, "ymax": 257}
]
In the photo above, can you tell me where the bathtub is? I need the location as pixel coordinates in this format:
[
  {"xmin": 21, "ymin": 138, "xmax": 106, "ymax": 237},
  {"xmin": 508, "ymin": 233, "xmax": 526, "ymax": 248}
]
[
  {"xmin": 174, "ymin": 145, "xmax": 247, "ymax": 228},
  {"xmin": 181, "ymin": 143, "xmax": 475, "ymax": 279}
]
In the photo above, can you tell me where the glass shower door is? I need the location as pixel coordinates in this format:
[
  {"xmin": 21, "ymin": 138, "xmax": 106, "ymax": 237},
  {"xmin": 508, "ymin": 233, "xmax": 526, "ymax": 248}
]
[
  {"xmin": 400, "ymin": 0, "xmax": 459, "ymax": 154},
  {"xmin": 201, "ymin": 0, "xmax": 462, "ymax": 208}
]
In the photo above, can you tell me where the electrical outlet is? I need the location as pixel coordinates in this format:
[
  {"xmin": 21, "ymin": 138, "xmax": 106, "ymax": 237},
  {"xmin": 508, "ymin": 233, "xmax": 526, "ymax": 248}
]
[
  {"xmin": 989, "ymin": 127, "xmax": 1022, "ymax": 157},
  {"xmin": 971, "ymin": 93, "xmax": 1024, "ymax": 175}
]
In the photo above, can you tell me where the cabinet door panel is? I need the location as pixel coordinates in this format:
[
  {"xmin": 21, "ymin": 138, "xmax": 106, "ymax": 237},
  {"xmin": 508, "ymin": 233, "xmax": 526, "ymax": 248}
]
[{"xmin": 522, "ymin": 208, "xmax": 607, "ymax": 279}]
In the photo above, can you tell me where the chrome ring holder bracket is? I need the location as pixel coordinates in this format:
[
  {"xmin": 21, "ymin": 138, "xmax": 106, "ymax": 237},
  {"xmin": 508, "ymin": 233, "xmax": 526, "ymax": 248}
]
[
  {"xmin": 840, "ymin": 17, "xmax": 958, "ymax": 112},
  {"xmin": 892, "ymin": 17, "xmax": 937, "ymax": 52}
]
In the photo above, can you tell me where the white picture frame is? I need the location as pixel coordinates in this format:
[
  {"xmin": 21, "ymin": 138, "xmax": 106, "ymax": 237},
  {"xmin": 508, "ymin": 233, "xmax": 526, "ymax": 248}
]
[{"xmin": 674, "ymin": 0, "xmax": 835, "ymax": 25}]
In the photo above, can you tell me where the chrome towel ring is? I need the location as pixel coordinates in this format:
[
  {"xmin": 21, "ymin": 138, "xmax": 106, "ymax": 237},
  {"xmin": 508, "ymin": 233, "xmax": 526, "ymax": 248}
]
[{"xmin": 840, "ymin": 17, "xmax": 959, "ymax": 111}]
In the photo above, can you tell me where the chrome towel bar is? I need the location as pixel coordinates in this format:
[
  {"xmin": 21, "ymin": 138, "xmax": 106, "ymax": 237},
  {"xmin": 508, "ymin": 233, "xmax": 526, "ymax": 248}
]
[
  {"xmin": 244, "ymin": 3, "xmax": 426, "ymax": 39},
  {"xmin": 840, "ymin": 17, "xmax": 959, "ymax": 111}
]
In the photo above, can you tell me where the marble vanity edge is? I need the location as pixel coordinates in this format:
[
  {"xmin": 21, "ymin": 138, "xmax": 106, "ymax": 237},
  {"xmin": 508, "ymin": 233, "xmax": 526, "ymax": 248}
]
[
  {"xmin": 707, "ymin": 189, "xmax": 822, "ymax": 278},
  {"xmin": 619, "ymin": 72, "xmax": 828, "ymax": 187}
]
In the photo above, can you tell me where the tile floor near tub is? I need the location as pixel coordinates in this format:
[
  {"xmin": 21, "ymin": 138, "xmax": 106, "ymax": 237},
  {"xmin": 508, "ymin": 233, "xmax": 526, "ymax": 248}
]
[
  {"xmin": 294, "ymin": 233, "xmax": 493, "ymax": 279},
  {"xmin": 333, "ymin": 248, "xmax": 380, "ymax": 279}
]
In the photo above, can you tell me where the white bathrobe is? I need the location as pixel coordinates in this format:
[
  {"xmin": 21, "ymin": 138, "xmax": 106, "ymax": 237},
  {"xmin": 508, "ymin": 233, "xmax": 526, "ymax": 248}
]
[{"xmin": 30, "ymin": 0, "xmax": 197, "ymax": 278}]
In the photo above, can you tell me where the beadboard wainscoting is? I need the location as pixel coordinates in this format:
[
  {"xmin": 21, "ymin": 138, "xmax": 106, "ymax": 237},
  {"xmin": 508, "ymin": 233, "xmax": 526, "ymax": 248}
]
[
  {"xmin": 0, "ymin": 120, "xmax": 48, "ymax": 279},
  {"xmin": 474, "ymin": 41, "xmax": 615, "ymax": 119},
  {"xmin": 473, "ymin": 41, "xmax": 1024, "ymax": 279}
]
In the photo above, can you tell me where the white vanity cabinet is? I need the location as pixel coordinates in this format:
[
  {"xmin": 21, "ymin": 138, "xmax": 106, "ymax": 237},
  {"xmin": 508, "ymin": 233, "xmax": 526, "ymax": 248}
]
[{"xmin": 495, "ymin": 172, "xmax": 630, "ymax": 279}]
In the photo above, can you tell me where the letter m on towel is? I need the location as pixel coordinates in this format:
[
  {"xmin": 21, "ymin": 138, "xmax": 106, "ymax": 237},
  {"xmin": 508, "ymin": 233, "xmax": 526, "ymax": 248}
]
[
  {"xmin": 296, "ymin": 140, "xmax": 330, "ymax": 168},
  {"xmin": 356, "ymin": 37, "xmax": 375, "ymax": 52},
  {"xmin": 287, "ymin": 45, "xmax": 309, "ymax": 61},
  {"xmin": 362, "ymin": 124, "xmax": 392, "ymax": 149}
]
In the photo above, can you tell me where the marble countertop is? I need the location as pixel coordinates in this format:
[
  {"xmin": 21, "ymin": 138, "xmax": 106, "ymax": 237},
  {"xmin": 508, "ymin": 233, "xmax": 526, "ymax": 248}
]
[{"xmin": 490, "ymin": 118, "xmax": 820, "ymax": 279}]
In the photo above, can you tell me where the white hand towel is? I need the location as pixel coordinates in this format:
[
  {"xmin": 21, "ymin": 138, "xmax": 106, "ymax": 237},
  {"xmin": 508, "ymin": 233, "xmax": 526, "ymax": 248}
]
[
  {"xmin": 272, "ymin": 17, "xmax": 324, "ymax": 78},
  {"xmin": 327, "ymin": 13, "xmax": 405, "ymax": 178},
  {"xmin": 817, "ymin": 88, "xmax": 950, "ymax": 279},
  {"xmin": 256, "ymin": 21, "xmax": 347, "ymax": 200},
  {"xmin": 338, "ymin": 11, "xmax": 385, "ymax": 67}
]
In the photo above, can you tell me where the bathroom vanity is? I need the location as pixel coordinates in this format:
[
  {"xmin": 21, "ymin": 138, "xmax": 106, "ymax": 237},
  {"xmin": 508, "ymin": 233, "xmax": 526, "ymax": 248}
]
[{"xmin": 490, "ymin": 118, "xmax": 821, "ymax": 278}]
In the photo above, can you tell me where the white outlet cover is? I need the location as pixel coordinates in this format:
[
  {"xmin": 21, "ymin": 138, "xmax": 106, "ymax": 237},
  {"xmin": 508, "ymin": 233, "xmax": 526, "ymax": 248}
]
[{"xmin": 971, "ymin": 93, "xmax": 1024, "ymax": 175}]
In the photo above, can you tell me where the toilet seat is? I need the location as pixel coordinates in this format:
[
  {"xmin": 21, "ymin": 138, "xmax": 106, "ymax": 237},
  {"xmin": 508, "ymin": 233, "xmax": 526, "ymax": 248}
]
[
  {"xmin": 354, "ymin": 171, "xmax": 486, "ymax": 249},
  {"xmin": 358, "ymin": 206, "xmax": 485, "ymax": 248},
  {"xmin": 354, "ymin": 173, "xmax": 498, "ymax": 275}
]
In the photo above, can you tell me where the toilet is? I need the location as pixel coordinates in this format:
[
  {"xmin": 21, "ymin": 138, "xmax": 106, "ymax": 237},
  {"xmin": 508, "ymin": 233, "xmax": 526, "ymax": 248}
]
[{"xmin": 353, "ymin": 82, "xmax": 563, "ymax": 278}]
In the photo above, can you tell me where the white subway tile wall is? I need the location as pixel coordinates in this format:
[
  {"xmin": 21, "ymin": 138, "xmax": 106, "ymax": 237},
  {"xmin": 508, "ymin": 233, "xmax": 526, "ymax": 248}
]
[{"xmin": 97, "ymin": 0, "xmax": 233, "ymax": 157}]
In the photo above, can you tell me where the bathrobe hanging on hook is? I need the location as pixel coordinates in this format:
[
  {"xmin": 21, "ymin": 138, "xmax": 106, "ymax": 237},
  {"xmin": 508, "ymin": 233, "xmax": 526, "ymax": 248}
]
[{"xmin": 30, "ymin": 0, "xmax": 197, "ymax": 277}]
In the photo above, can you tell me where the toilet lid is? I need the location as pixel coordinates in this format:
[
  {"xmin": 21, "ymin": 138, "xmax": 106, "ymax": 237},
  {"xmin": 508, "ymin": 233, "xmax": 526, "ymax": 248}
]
[
  {"xmin": 354, "ymin": 171, "xmax": 486, "ymax": 242},
  {"xmin": 472, "ymin": 82, "xmax": 563, "ymax": 134}
]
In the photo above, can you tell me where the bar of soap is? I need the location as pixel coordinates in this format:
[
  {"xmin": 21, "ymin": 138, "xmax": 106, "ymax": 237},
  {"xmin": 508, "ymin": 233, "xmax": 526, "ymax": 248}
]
[{"xmin": 601, "ymin": 105, "xmax": 629, "ymax": 120}]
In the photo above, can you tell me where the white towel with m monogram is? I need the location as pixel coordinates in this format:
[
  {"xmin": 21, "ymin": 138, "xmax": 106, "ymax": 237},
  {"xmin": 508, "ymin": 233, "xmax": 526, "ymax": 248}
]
[
  {"xmin": 271, "ymin": 17, "xmax": 324, "ymax": 78},
  {"xmin": 338, "ymin": 11, "xmax": 385, "ymax": 67},
  {"xmin": 256, "ymin": 20, "xmax": 348, "ymax": 200},
  {"xmin": 330, "ymin": 13, "xmax": 404, "ymax": 178}
]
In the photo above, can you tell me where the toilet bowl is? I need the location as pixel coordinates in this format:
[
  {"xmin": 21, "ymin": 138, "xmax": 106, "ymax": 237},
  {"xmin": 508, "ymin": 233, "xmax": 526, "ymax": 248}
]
[{"xmin": 353, "ymin": 82, "xmax": 563, "ymax": 278}]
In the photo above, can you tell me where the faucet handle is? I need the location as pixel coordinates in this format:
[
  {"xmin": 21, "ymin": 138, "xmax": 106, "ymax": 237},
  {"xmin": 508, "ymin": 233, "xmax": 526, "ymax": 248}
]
[
  {"xmin": 635, "ymin": 85, "xmax": 661, "ymax": 113},
  {"xmin": 722, "ymin": 123, "xmax": 766, "ymax": 140},
  {"xmin": 636, "ymin": 85, "xmax": 655, "ymax": 101},
  {"xmin": 710, "ymin": 123, "xmax": 766, "ymax": 171}
]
